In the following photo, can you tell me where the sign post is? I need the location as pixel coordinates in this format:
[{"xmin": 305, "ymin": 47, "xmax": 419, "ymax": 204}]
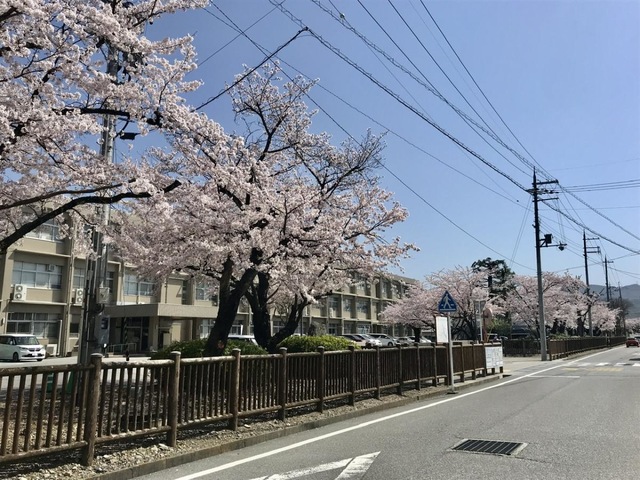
[{"xmin": 438, "ymin": 291, "xmax": 458, "ymax": 394}]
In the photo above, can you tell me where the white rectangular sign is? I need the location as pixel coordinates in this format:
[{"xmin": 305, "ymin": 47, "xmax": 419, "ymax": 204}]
[
  {"xmin": 485, "ymin": 346, "xmax": 504, "ymax": 369},
  {"xmin": 435, "ymin": 316, "xmax": 449, "ymax": 343}
]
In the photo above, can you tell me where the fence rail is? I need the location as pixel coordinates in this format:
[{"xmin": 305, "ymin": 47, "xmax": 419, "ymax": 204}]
[
  {"xmin": 502, "ymin": 336, "xmax": 626, "ymax": 358},
  {"xmin": 0, "ymin": 343, "xmax": 498, "ymax": 466}
]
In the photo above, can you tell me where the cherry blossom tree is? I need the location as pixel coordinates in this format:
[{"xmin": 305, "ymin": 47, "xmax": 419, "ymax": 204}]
[
  {"xmin": 494, "ymin": 273, "xmax": 592, "ymax": 337},
  {"xmin": 378, "ymin": 281, "xmax": 437, "ymax": 338},
  {"xmin": 379, "ymin": 265, "xmax": 496, "ymax": 340},
  {"xmin": 114, "ymin": 64, "xmax": 412, "ymax": 355},
  {"xmin": 590, "ymin": 301, "xmax": 619, "ymax": 334},
  {"xmin": 0, "ymin": 0, "xmax": 206, "ymax": 253}
]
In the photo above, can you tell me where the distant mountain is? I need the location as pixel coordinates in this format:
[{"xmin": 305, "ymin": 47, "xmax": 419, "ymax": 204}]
[{"xmin": 591, "ymin": 283, "xmax": 640, "ymax": 318}]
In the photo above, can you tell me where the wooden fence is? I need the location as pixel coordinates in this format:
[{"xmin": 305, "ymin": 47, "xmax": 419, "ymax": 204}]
[
  {"xmin": 0, "ymin": 343, "xmax": 497, "ymax": 466},
  {"xmin": 502, "ymin": 336, "xmax": 626, "ymax": 358}
]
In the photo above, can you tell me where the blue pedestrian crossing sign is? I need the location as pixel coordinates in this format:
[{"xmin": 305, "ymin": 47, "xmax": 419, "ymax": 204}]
[{"xmin": 438, "ymin": 290, "xmax": 458, "ymax": 313}]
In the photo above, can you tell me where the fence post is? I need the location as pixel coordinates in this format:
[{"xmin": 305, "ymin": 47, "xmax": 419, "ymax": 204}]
[
  {"xmin": 459, "ymin": 343, "xmax": 465, "ymax": 383},
  {"xmin": 375, "ymin": 346, "xmax": 381, "ymax": 400},
  {"xmin": 471, "ymin": 343, "xmax": 477, "ymax": 380},
  {"xmin": 415, "ymin": 344, "xmax": 421, "ymax": 391},
  {"xmin": 166, "ymin": 351, "xmax": 181, "ymax": 447},
  {"xmin": 397, "ymin": 345, "xmax": 403, "ymax": 395},
  {"xmin": 81, "ymin": 353, "xmax": 102, "ymax": 466},
  {"xmin": 317, "ymin": 346, "xmax": 325, "ymax": 413},
  {"xmin": 229, "ymin": 349, "xmax": 241, "ymax": 431},
  {"xmin": 349, "ymin": 346, "xmax": 356, "ymax": 406},
  {"xmin": 432, "ymin": 344, "xmax": 438, "ymax": 387},
  {"xmin": 278, "ymin": 347, "xmax": 287, "ymax": 421}
]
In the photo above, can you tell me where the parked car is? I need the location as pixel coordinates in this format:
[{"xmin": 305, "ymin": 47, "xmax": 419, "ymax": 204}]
[
  {"xmin": 0, "ymin": 334, "xmax": 46, "ymax": 362},
  {"xmin": 367, "ymin": 333, "xmax": 397, "ymax": 347},
  {"xmin": 358, "ymin": 334, "xmax": 383, "ymax": 348},
  {"xmin": 339, "ymin": 334, "xmax": 368, "ymax": 348},
  {"xmin": 625, "ymin": 337, "xmax": 640, "ymax": 347},
  {"xmin": 394, "ymin": 336, "xmax": 415, "ymax": 346},
  {"xmin": 227, "ymin": 335, "xmax": 258, "ymax": 345}
]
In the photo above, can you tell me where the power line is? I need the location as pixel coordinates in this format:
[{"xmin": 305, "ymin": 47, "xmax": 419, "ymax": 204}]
[
  {"xmin": 200, "ymin": 3, "xmax": 533, "ymax": 272},
  {"xmin": 273, "ymin": 0, "xmax": 530, "ymax": 192}
]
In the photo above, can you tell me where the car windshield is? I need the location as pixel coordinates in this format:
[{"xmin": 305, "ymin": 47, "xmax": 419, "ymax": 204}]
[{"xmin": 15, "ymin": 336, "xmax": 40, "ymax": 346}]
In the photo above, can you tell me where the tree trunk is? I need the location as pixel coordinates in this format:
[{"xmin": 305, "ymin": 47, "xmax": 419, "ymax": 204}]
[
  {"xmin": 203, "ymin": 257, "xmax": 257, "ymax": 356},
  {"xmin": 266, "ymin": 299, "xmax": 307, "ymax": 353},
  {"xmin": 248, "ymin": 272, "xmax": 272, "ymax": 349}
]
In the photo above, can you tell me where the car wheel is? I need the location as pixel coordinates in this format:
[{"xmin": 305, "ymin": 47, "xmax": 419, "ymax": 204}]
[
  {"xmin": 12, "ymin": 352, "xmax": 19, "ymax": 362},
  {"xmin": 37, "ymin": 358, "xmax": 43, "ymax": 362}
]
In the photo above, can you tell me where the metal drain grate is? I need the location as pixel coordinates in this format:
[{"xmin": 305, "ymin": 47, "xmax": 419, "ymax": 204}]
[{"xmin": 452, "ymin": 439, "xmax": 526, "ymax": 456}]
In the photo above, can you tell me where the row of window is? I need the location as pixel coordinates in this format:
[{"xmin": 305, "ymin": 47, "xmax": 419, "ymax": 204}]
[
  {"xmin": 6, "ymin": 312, "xmax": 60, "ymax": 337},
  {"xmin": 10, "ymin": 262, "xmax": 403, "ymax": 313}
]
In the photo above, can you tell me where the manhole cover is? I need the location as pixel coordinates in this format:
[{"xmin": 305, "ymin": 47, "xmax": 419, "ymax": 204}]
[{"xmin": 452, "ymin": 439, "xmax": 526, "ymax": 456}]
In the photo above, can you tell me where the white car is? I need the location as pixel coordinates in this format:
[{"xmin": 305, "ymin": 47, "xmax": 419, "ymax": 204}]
[
  {"xmin": 367, "ymin": 333, "xmax": 397, "ymax": 347},
  {"xmin": 358, "ymin": 334, "xmax": 383, "ymax": 348},
  {"xmin": 0, "ymin": 334, "xmax": 46, "ymax": 362}
]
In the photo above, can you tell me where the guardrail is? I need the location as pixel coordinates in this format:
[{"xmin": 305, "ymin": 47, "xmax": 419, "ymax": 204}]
[{"xmin": 0, "ymin": 343, "xmax": 498, "ymax": 466}]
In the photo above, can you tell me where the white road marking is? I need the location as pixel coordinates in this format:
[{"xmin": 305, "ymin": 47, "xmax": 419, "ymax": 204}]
[
  {"xmin": 246, "ymin": 458, "xmax": 351, "ymax": 479},
  {"xmin": 172, "ymin": 349, "xmax": 614, "ymax": 480},
  {"xmin": 335, "ymin": 452, "xmax": 379, "ymax": 479}
]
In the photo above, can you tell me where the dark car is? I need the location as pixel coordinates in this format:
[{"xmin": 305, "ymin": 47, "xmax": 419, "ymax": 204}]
[{"xmin": 626, "ymin": 337, "xmax": 640, "ymax": 347}]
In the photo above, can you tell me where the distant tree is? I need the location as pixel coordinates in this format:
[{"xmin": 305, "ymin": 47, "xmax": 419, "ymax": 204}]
[
  {"xmin": 380, "ymin": 266, "xmax": 498, "ymax": 340},
  {"xmin": 378, "ymin": 282, "xmax": 438, "ymax": 336},
  {"xmin": 494, "ymin": 273, "xmax": 592, "ymax": 337},
  {"xmin": 590, "ymin": 302, "xmax": 619, "ymax": 334},
  {"xmin": 471, "ymin": 257, "xmax": 514, "ymax": 299},
  {"xmin": 609, "ymin": 297, "xmax": 632, "ymax": 335}
]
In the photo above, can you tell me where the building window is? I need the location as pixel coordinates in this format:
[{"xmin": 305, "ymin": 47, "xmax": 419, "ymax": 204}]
[
  {"xmin": 343, "ymin": 298, "xmax": 352, "ymax": 312},
  {"xmin": 106, "ymin": 271, "xmax": 115, "ymax": 294},
  {"xmin": 70, "ymin": 314, "xmax": 81, "ymax": 337},
  {"xmin": 329, "ymin": 296, "xmax": 339, "ymax": 317},
  {"xmin": 357, "ymin": 324, "xmax": 371, "ymax": 335},
  {"xmin": 328, "ymin": 323, "xmax": 339, "ymax": 335},
  {"xmin": 356, "ymin": 299, "xmax": 369, "ymax": 315},
  {"xmin": 196, "ymin": 280, "xmax": 218, "ymax": 304},
  {"xmin": 7, "ymin": 312, "xmax": 60, "ymax": 337},
  {"xmin": 73, "ymin": 268, "xmax": 85, "ymax": 288},
  {"xmin": 12, "ymin": 261, "xmax": 62, "ymax": 289},
  {"xmin": 25, "ymin": 219, "xmax": 61, "ymax": 242},
  {"xmin": 124, "ymin": 271, "xmax": 155, "ymax": 296}
]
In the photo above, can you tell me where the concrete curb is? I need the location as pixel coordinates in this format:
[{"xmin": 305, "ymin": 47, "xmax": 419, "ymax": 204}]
[{"xmin": 94, "ymin": 373, "xmax": 503, "ymax": 479}]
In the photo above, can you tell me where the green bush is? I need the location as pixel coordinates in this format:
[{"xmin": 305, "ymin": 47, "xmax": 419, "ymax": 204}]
[
  {"xmin": 225, "ymin": 340, "xmax": 267, "ymax": 355},
  {"xmin": 149, "ymin": 338, "xmax": 267, "ymax": 360},
  {"xmin": 277, "ymin": 335, "xmax": 356, "ymax": 353},
  {"xmin": 150, "ymin": 338, "xmax": 206, "ymax": 360}
]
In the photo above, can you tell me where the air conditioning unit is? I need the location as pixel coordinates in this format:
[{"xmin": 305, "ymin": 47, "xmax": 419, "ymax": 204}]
[
  {"xmin": 13, "ymin": 284, "xmax": 27, "ymax": 301},
  {"xmin": 46, "ymin": 264, "xmax": 56, "ymax": 272},
  {"xmin": 45, "ymin": 344, "xmax": 58, "ymax": 357},
  {"xmin": 74, "ymin": 288, "xmax": 84, "ymax": 305}
]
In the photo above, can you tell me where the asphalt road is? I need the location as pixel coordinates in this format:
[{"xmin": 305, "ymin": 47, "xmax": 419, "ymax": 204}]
[{"xmin": 133, "ymin": 346, "xmax": 640, "ymax": 480}]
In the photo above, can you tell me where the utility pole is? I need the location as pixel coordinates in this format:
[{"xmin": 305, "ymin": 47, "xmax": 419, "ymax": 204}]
[
  {"xmin": 529, "ymin": 170, "xmax": 564, "ymax": 361},
  {"xmin": 78, "ymin": 46, "xmax": 118, "ymax": 365},
  {"xmin": 604, "ymin": 257, "xmax": 613, "ymax": 302},
  {"xmin": 618, "ymin": 283, "xmax": 626, "ymax": 336},
  {"xmin": 582, "ymin": 231, "xmax": 600, "ymax": 336}
]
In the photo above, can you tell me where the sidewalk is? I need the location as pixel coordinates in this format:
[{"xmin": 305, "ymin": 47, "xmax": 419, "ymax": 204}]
[{"xmin": 502, "ymin": 355, "xmax": 545, "ymax": 374}]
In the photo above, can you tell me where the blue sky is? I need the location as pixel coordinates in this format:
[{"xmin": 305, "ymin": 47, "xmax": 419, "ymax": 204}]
[{"xmin": 147, "ymin": 0, "xmax": 639, "ymax": 290}]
